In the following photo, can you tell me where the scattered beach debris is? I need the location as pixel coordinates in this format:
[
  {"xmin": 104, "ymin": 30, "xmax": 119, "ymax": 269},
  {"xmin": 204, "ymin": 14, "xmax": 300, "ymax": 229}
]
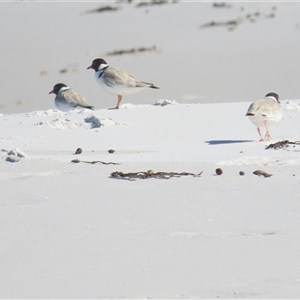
[
  {"xmin": 285, "ymin": 101, "xmax": 300, "ymax": 110},
  {"xmin": 200, "ymin": 18, "xmax": 243, "ymax": 31},
  {"xmin": 2, "ymin": 148, "xmax": 27, "ymax": 163},
  {"xmin": 265, "ymin": 13, "xmax": 275, "ymax": 19},
  {"xmin": 253, "ymin": 170, "xmax": 272, "ymax": 178},
  {"xmin": 6, "ymin": 155, "xmax": 20, "ymax": 163},
  {"xmin": 215, "ymin": 168, "xmax": 223, "ymax": 175},
  {"xmin": 239, "ymin": 171, "xmax": 245, "ymax": 176},
  {"xmin": 266, "ymin": 140, "xmax": 300, "ymax": 150},
  {"xmin": 84, "ymin": 6, "xmax": 120, "ymax": 14},
  {"xmin": 200, "ymin": 9, "xmax": 276, "ymax": 31},
  {"xmin": 136, "ymin": 0, "xmax": 176, "ymax": 8},
  {"xmin": 110, "ymin": 170, "xmax": 203, "ymax": 180},
  {"xmin": 106, "ymin": 46, "xmax": 157, "ymax": 56},
  {"xmin": 212, "ymin": 2, "xmax": 232, "ymax": 9},
  {"xmin": 84, "ymin": 115, "xmax": 104, "ymax": 128},
  {"xmin": 154, "ymin": 99, "xmax": 177, "ymax": 106},
  {"xmin": 71, "ymin": 159, "xmax": 120, "ymax": 165},
  {"xmin": 6, "ymin": 148, "xmax": 27, "ymax": 158},
  {"xmin": 58, "ymin": 63, "xmax": 79, "ymax": 74},
  {"xmin": 75, "ymin": 148, "xmax": 82, "ymax": 155},
  {"xmin": 108, "ymin": 149, "xmax": 115, "ymax": 154},
  {"xmin": 84, "ymin": 115, "xmax": 123, "ymax": 128}
]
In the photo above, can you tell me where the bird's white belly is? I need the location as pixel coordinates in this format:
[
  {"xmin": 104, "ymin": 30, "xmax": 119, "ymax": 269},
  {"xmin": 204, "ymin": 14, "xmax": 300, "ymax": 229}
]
[
  {"xmin": 248, "ymin": 111, "xmax": 282, "ymax": 127},
  {"xmin": 55, "ymin": 99, "xmax": 73, "ymax": 111},
  {"xmin": 95, "ymin": 74, "xmax": 145, "ymax": 95},
  {"xmin": 103, "ymin": 84, "xmax": 143, "ymax": 95}
]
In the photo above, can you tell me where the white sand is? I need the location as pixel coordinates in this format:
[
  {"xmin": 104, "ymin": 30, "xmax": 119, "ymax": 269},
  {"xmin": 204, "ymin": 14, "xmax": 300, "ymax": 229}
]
[
  {"xmin": 1, "ymin": 98, "xmax": 300, "ymax": 298},
  {"xmin": 1, "ymin": 1, "xmax": 300, "ymax": 298}
]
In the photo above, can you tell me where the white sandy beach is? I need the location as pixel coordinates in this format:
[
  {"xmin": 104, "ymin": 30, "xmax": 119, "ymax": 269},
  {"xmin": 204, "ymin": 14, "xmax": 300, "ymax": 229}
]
[
  {"xmin": 1, "ymin": 1, "xmax": 300, "ymax": 299},
  {"xmin": 1, "ymin": 98, "xmax": 300, "ymax": 298}
]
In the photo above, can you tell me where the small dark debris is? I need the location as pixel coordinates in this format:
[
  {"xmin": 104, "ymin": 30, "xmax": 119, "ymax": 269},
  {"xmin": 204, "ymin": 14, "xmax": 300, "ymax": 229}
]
[
  {"xmin": 265, "ymin": 13, "xmax": 275, "ymax": 18},
  {"xmin": 71, "ymin": 159, "xmax": 120, "ymax": 165},
  {"xmin": 239, "ymin": 171, "xmax": 245, "ymax": 176},
  {"xmin": 108, "ymin": 149, "xmax": 115, "ymax": 154},
  {"xmin": 6, "ymin": 155, "xmax": 20, "ymax": 163},
  {"xmin": 85, "ymin": 6, "xmax": 120, "ymax": 14},
  {"xmin": 201, "ymin": 9, "xmax": 275, "ymax": 31},
  {"xmin": 106, "ymin": 46, "xmax": 157, "ymax": 56},
  {"xmin": 212, "ymin": 2, "xmax": 232, "ymax": 8},
  {"xmin": 200, "ymin": 19, "xmax": 240, "ymax": 30},
  {"xmin": 136, "ymin": 0, "xmax": 171, "ymax": 8},
  {"xmin": 215, "ymin": 168, "xmax": 223, "ymax": 175},
  {"xmin": 71, "ymin": 159, "xmax": 80, "ymax": 163},
  {"xmin": 253, "ymin": 170, "xmax": 272, "ymax": 178},
  {"xmin": 75, "ymin": 148, "xmax": 82, "ymax": 155},
  {"xmin": 262, "ymin": 232, "xmax": 276, "ymax": 236},
  {"xmin": 59, "ymin": 69, "xmax": 68, "ymax": 74}
]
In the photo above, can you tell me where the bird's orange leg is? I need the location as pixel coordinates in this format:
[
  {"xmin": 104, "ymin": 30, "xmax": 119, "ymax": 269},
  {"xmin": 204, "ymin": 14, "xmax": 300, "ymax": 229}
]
[
  {"xmin": 116, "ymin": 95, "xmax": 122, "ymax": 109},
  {"xmin": 108, "ymin": 95, "xmax": 122, "ymax": 110},
  {"xmin": 257, "ymin": 127, "xmax": 264, "ymax": 141},
  {"xmin": 263, "ymin": 121, "xmax": 272, "ymax": 140}
]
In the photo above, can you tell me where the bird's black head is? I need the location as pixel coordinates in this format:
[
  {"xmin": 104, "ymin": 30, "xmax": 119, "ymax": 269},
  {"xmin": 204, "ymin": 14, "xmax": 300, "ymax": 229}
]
[
  {"xmin": 265, "ymin": 92, "xmax": 280, "ymax": 103},
  {"xmin": 87, "ymin": 58, "xmax": 108, "ymax": 71},
  {"xmin": 49, "ymin": 83, "xmax": 68, "ymax": 95}
]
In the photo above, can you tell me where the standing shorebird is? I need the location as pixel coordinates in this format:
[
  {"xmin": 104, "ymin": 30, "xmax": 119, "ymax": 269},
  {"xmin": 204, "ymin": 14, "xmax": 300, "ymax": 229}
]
[
  {"xmin": 246, "ymin": 92, "xmax": 282, "ymax": 141},
  {"xmin": 87, "ymin": 58, "xmax": 159, "ymax": 109}
]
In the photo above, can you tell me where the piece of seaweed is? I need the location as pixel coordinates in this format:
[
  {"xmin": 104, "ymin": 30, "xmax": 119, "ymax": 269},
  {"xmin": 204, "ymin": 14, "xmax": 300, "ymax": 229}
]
[{"xmin": 110, "ymin": 170, "xmax": 203, "ymax": 180}]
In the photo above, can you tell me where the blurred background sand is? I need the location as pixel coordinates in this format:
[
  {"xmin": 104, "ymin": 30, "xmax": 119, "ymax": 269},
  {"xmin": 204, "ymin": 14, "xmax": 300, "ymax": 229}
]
[{"xmin": 1, "ymin": 1, "xmax": 300, "ymax": 113}]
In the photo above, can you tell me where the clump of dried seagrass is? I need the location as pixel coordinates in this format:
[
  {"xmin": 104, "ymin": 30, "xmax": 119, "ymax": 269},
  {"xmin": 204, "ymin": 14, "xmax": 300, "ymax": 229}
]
[
  {"xmin": 71, "ymin": 159, "xmax": 120, "ymax": 165},
  {"xmin": 266, "ymin": 140, "xmax": 300, "ymax": 150},
  {"xmin": 110, "ymin": 170, "xmax": 203, "ymax": 181}
]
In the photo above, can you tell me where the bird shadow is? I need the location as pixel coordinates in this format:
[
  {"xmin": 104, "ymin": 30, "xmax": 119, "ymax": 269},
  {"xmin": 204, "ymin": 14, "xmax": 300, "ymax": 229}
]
[{"xmin": 205, "ymin": 139, "xmax": 254, "ymax": 145}]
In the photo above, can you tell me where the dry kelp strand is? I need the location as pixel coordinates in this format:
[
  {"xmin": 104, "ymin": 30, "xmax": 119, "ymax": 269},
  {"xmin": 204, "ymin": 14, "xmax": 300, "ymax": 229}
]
[
  {"xmin": 110, "ymin": 170, "xmax": 203, "ymax": 180},
  {"xmin": 266, "ymin": 140, "xmax": 300, "ymax": 150},
  {"xmin": 253, "ymin": 170, "xmax": 272, "ymax": 178},
  {"xmin": 71, "ymin": 159, "xmax": 120, "ymax": 165}
]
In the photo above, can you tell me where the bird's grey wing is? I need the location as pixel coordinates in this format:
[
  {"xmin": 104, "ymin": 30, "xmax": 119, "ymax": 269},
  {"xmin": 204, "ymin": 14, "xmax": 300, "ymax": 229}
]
[
  {"xmin": 103, "ymin": 67, "xmax": 149, "ymax": 88},
  {"xmin": 246, "ymin": 100, "xmax": 262, "ymax": 115},
  {"xmin": 62, "ymin": 89, "xmax": 89, "ymax": 106},
  {"xmin": 247, "ymin": 98, "xmax": 280, "ymax": 117}
]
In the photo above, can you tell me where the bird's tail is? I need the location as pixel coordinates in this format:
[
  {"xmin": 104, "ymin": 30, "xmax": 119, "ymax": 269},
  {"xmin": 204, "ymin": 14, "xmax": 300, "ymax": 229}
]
[
  {"xmin": 77, "ymin": 105, "xmax": 94, "ymax": 110},
  {"xmin": 141, "ymin": 81, "xmax": 159, "ymax": 89}
]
